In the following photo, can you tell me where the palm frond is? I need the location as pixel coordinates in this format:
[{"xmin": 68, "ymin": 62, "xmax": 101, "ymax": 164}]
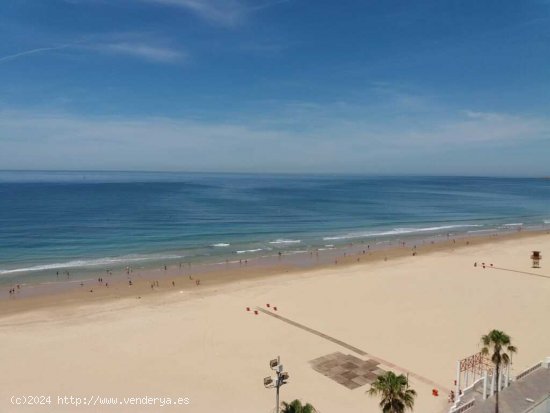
[
  {"xmin": 480, "ymin": 329, "xmax": 518, "ymax": 369},
  {"xmin": 280, "ymin": 399, "xmax": 317, "ymax": 413},
  {"xmin": 368, "ymin": 371, "xmax": 416, "ymax": 413}
]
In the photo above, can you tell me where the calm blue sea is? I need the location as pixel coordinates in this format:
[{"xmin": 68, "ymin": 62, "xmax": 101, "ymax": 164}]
[{"xmin": 1, "ymin": 171, "xmax": 549, "ymax": 284}]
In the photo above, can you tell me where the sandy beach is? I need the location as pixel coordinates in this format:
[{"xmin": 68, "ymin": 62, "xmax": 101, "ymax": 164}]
[{"xmin": 1, "ymin": 232, "xmax": 549, "ymax": 413}]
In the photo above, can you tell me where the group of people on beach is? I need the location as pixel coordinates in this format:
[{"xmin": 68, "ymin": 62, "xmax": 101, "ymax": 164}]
[
  {"xmin": 56, "ymin": 270, "xmax": 71, "ymax": 279},
  {"xmin": 150, "ymin": 280, "xmax": 179, "ymax": 289},
  {"xmin": 8, "ymin": 285, "xmax": 20, "ymax": 295}
]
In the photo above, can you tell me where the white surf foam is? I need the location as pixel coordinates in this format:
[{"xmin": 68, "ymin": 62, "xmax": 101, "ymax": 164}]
[
  {"xmin": 269, "ymin": 239, "xmax": 301, "ymax": 244},
  {"xmin": 236, "ymin": 248, "xmax": 263, "ymax": 254},
  {"xmin": 282, "ymin": 250, "xmax": 308, "ymax": 255},
  {"xmin": 323, "ymin": 224, "xmax": 482, "ymax": 241},
  {"xmin": 211, "ymin": 243, "xmax": 230, "ymax": 247},
  {"xmin": 0, "ymin": 254, "xmax": 186, "ymax": 275},
  {"xmin": 503, "ymin": 223, "xmax": 523, "ymax": 227}
]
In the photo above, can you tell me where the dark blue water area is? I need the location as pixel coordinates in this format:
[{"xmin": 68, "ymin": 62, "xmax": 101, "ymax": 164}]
[{"xmin": 1, "ymin": 171, "xmax": 549, "ymax": 282}]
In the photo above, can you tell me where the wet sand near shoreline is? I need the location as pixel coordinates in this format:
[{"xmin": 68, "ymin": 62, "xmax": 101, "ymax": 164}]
[{"xmin": 1, "ymin": 229, "xmax": 547, "ymax": 317}]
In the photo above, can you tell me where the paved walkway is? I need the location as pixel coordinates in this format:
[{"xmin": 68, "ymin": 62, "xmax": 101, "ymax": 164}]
[
  {"xmin": 256, "ymin": 307, "xmax": 451, "ymax": 393},
  {"xmin": 489, "ymin": 266, "xmax": 550, "ymax": 280}
]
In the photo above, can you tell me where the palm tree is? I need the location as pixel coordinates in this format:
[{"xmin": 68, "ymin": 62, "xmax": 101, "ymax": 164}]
[
  {"xmin": 481, "ymin": 330, "xmax": 517, "ymax": 413},
  {"xmin": 280, "ymin": 399, "xmax": 317, "ymax": 413},
  {"xmin": 368, "ymin": 371, "xmax": 416, "ymax": 413}
]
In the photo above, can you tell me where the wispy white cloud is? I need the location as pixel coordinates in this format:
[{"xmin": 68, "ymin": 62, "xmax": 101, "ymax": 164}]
[
  {"xmin": 142, "ymin": 0, "xmax": 288, "ymax": 26},
  {"xmin": 463, "ymin": 110, "xmax": 506, "ymax": 121},
  {"xmin": 0, "ymin": 45, "xmax": 71, "ymax": 64},
  {"xmin": 143, "ymin": 0, "xmax": 246, "ymax": 26},
  {"xmin": 0, "ymin": 40, "xmax": 185, "ymax": 65},
  {"xmin": 93, "ymin": 42, "xmax": 185, "ymax": 63},
  {"xmin": 445, "ymin": 110, "xmax": 548, "ymax": 143}
]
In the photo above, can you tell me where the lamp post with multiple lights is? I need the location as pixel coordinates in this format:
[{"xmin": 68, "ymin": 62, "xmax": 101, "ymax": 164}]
[{"xmin": 263, "ymin": 356, "xmax": 289, "ymax": 413}]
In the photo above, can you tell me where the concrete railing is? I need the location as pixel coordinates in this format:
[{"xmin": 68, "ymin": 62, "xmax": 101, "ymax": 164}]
[
  {"xmin": 516, "ymin": 362, "xmax": 543, "ymax": 381},
  {"xmin": 450, "ymin": 377, "xmax": 485, "ymax": 413},
  {"xmin": 451, "ymin": 399, "xmax": 476, "ymax": 413}
]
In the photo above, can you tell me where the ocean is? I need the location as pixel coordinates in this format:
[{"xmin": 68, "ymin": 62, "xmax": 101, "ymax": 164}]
[{"xmin": 1, "ymin": 171, "xmax": 549, "ymax": 285}]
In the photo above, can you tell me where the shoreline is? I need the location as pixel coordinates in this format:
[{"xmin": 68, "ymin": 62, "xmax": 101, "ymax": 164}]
[{"xmin": 1, "ymin": 228, "xmax": 548, "ymax": 318}]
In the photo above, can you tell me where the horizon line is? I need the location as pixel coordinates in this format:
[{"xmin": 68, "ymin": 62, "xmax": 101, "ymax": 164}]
[{"xmin": 0, "ymin": 169, "xmax": 547, "ymax": 179}]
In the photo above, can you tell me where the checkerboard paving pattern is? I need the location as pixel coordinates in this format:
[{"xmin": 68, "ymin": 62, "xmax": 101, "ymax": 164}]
[{"xmin": 310, "ymin": 352, "xmax": 386, "ymax": 390}]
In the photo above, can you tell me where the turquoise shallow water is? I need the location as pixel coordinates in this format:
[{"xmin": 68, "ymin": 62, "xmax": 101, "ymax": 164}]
[{"xmin": 1, "ymin": 171, "xmax": 549, "ymax": 284}]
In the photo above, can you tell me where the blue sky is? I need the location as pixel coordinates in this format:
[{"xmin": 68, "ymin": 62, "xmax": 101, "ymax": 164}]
[{"xmin": 1, "ymin": 0, "xmax": 549, "ymax": 175}]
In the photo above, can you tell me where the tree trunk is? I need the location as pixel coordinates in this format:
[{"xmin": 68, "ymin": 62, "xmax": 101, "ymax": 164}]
[{"xmin": 495, "ymin": 364, "xmax": 500, "ymax": 413}]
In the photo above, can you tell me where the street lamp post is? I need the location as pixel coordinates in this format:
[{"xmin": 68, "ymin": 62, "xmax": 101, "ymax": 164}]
[{"xmin": 263, "ymin": 356, "xmax": 289, "ymax": 413}]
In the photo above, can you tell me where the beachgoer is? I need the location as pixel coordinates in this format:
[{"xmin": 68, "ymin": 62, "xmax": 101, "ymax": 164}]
[{"xmin": 449, "ymin": 390, "xmax": 455, "ymax": 403}]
